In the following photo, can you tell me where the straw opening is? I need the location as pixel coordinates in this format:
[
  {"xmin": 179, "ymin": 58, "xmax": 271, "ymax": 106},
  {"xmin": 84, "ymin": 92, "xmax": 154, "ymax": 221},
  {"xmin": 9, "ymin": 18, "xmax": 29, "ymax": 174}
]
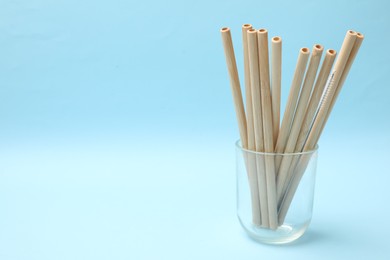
[
  {"xmin": 243, "ymin": 24, "xmax": 252, "ymax": 28},
  {"xmin": 221, "ymin": 27, "xmax": 230, "ymax": 32},
  {"xmin": 328, "ymin": 49, "xmax": 336, "ymax": 55},
  {"xmin": 272, "ymin": 36, "xmax": 281, "ymax": 41},
  {"xmin": 259, "ymin": 28, "xmax": 267, "ymax": 33},
  {"xmin": 301, "ymin": 47, "xmax": 309, "ymax": 53}
]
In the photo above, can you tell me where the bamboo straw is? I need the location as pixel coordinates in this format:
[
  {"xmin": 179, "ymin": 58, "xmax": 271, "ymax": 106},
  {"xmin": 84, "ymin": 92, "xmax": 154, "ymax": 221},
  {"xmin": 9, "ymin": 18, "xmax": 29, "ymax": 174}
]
[
  {"xmin": 258, "ymin": 29, "xmax": 278, "ymax": 229},
  {"xmin": 276, "ymin": 44, "xmax": 323, "ymax": 205},
  {"xmin": 295, "ymin": 49, "xmax": 337, "ymax": 151},
  {"xmin": 220, "ymin": 27, "xmax": 248, "ymax": 149},
  {"xmin": 271, "ymin": 36, "xmax": 282, "ymax": 145},
  {"xmin": 247, "ymin": 28, "xmax": 269, "ymax": 227},
  {"xmin": 274, "ymin": 48, "xmax": 310, "ymax": 170},
  {"xmin": 278, "ymin": 30, "xmax": 360, "ymax": 224},
  {"xmin": 242, "ymin": 24, "xmax": 256, "ymax": 151},
  {"xmin": 241, "ymin": 24, "xmax": 262, "ymax": 226}
]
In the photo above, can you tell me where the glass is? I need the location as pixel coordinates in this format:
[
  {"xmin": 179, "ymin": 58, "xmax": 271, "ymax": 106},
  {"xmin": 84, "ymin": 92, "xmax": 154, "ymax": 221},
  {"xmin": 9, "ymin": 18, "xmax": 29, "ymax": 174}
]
[{"xmin": 236, "ymin": 141, "xmax": 318, "ymax": 244}]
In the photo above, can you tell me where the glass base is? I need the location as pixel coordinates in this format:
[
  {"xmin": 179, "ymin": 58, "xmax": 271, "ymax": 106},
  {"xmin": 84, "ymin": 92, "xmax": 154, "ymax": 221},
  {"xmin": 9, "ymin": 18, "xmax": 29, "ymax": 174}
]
[{"xmin": 239, "ymin": 218, "xmax": 310, "ymax": 245}]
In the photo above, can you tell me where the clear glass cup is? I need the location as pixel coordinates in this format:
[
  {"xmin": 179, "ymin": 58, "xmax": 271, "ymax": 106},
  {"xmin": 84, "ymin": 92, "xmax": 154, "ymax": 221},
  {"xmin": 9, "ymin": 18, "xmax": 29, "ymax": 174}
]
[{"xmin": 236, "ymin": 141, "xmax": 318, "ymax": 244}]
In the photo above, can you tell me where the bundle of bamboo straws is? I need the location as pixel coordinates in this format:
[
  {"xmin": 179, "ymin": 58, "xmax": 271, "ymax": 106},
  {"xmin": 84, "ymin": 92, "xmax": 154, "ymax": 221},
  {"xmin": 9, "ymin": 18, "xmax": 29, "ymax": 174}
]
[{"xmin": 221, "ymin": 25, "xmax": 364, "ymax": 230}]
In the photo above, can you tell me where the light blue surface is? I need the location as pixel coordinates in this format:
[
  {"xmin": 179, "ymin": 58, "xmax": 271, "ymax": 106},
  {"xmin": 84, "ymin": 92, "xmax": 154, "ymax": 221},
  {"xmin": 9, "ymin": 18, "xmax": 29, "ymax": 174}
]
[{"xmin": 0, "ymin": 0, "xmax": 389, "ymax": 259}]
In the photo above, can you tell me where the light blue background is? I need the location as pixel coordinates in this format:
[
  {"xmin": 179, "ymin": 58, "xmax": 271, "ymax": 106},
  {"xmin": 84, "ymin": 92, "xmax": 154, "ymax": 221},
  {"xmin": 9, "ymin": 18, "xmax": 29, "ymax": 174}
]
[{"xmin": 0, "ymin": 0, "xmax": 389, "ymax": 259}]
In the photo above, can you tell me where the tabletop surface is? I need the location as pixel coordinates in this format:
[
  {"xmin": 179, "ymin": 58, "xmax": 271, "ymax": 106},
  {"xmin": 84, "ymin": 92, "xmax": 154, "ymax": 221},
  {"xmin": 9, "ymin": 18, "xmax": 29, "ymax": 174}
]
[{"xmin": 0, "ymin": 135, "xmax": 388, "ymax": 260}]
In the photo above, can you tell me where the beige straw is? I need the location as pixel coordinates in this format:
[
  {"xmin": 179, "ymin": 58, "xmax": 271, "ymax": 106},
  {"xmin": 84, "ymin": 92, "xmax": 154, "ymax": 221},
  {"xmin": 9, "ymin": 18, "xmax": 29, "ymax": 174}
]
[
  {"xmin": 241, "ymin": 24, "xmax": 262, "ymax": 226},
  {"xmin": 258, "ymin": 28, "xmax": 278, "ymax": 229},
  {"xmin": 247, "ymin": 28, "xmax": 269, "ymax": 227},
  {"xmin": 220, "ymin": 27, "xmax": 248, "ymax": 148},
  {"xmin": 274, "ymin": 48, "xmax": 310, "ymax": 170},
  {"xmin": 271, "ymin": 36, "xmax": 282, "ymax": 145},
  {"xmin": 276, "ymin": 44, "xmax": 323, "ymax": 204},
  {"xmin": 242, "ymin": 24, "xmax": 256, "ymax": 151}
]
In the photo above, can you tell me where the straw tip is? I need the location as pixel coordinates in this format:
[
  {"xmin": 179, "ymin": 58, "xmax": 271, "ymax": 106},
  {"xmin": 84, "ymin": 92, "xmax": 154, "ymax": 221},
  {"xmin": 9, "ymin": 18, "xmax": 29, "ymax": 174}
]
[
  {"xmin": 272, "ymin": 36, "xmax": 282, "ymax": 42},
  {"xmin": 347, "ymin": 30, "xmax": 358, "ymax": 36},
  {"xmin": 220, "ymin": 27, "xmax": 230, "ymax": 33},
  {"xmin": 247, "ymin": 28, "xmax": 257, "ymax": 34},
  {"xmin": 357, "ymin": 32, "xmax": 364, "ymax": 39},
  {"xmin": 327, "ymin": 49, "xmax": 337, "ymax": 55},
  {"xmin": 301, "ymin": 47, "xmax": 310, "ymax": 54},
  {"xmin": 258, "ymin": 28, "xmax": 268, "ymax": 34},
  {"xmin": 242, "ymin": 24, "xmax": 252, "ymax": 29},
  {"xmin": 314, "ymin": 44, "xmax": 324, "ymax": 51}
]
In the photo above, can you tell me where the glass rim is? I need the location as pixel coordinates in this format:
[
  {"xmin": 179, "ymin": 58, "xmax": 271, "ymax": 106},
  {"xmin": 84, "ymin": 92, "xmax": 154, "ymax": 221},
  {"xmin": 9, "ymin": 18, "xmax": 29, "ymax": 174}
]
[{"xmin": 235, "ymin": 140, "xmax": 318, "ymax": 156}]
